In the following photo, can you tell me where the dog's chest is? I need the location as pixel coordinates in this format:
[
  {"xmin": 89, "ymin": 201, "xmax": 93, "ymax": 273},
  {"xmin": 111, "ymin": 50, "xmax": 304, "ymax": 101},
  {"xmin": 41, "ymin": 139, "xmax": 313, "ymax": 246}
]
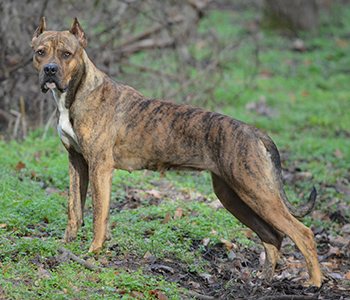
[{"xmin": 52, "ymin": 90, "xmax": 81, "ymax": 153}]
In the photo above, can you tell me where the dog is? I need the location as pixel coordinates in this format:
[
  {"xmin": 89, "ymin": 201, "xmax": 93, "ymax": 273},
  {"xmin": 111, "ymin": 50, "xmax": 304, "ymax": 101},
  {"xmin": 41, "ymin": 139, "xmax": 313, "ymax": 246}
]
[{"xmin": 31, "ymin": 17, "xmax": 322, "ymax": 287}]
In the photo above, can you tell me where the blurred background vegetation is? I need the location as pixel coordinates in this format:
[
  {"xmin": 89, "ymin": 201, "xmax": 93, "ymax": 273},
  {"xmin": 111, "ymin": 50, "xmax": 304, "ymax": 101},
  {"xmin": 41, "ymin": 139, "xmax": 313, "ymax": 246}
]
[{"xmin": 0, "ymin": 0, "xmax": 342, "ymax": 139}]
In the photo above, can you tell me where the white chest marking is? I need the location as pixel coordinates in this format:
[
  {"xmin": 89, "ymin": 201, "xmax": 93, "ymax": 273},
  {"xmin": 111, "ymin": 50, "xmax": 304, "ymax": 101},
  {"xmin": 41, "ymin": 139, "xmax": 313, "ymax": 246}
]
[{"xmin": 51, "ymin": 89, "xmax": 81, "ymax": 153}]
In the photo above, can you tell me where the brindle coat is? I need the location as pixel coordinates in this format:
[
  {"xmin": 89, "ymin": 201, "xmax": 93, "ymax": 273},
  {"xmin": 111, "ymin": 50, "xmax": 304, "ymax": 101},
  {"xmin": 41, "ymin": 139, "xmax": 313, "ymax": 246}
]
[{"xmin": 31, "ymin": 17, "xmax": 322, "ymax": 287}]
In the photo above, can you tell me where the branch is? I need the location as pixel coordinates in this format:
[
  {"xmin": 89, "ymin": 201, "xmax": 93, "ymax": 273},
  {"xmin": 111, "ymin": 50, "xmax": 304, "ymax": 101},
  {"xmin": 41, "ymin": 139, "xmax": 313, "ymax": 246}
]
[
  {"xmin": 166, "ymin": 37, "xmax": 252, "ymax": 100},
  {"xmin": 57, "ymin": 246, "xmax": 102, "ymax": 271},
  {"xmin": 119, "ymin": 15, "xmax": 184, "ymax": 48},
  {"xmin": 180, "ymin": 290, "xmax": 215, "ymax": 300},
  {"xmin": 120, "ymin": 37, "xmax": 175, "ymax": 55},
  {"xmin": 10, "ymin": 109, "xmax": 21, "ymax": 139},
  {"xmin": 0, "ymin": 55, "xmax": 32, "ymax": 79},
  {"xmin": 119, "ymin": 60, "xmax": 180, "ymax": 80},
  {"xmin": 42, "ymin": 108, "xmax": 57, "ymax": 139},
  {"xmin": 98, "ymin": 1, "xmax": 133, "ymax": 36},
  {"xmin": 259, "ymin": 296, "xmax": 319, "ymax": 300}
]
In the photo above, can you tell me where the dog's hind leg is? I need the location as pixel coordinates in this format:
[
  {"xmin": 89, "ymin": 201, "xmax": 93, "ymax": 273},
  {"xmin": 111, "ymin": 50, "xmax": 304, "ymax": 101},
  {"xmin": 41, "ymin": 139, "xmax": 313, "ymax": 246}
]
[
  {"xmin": 221, "ymin": 139, "xmax": 322, "ymax": 286},
  {"xmin": 211, "ymin": 172, "xmax": 283, "ymax": 280},
  {"xmin": 64, "ymin": 151, "xmax": 89, "ymax": 243}
]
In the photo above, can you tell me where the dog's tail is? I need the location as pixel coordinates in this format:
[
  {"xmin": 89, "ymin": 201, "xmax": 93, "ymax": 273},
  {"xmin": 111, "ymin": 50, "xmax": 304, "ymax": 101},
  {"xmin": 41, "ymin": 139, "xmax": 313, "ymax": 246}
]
[
  {"xmin": 259, "ymin": 134, "xmax": 317, "ymax": 218},
  {"xmin": 282, "ymin": 187, "xmax": 317, "ymax": 218}
]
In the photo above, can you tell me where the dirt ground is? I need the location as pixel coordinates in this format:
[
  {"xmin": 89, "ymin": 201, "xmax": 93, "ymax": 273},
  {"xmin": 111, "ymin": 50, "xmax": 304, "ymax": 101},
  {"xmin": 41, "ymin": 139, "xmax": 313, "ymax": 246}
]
[{"xmin": 43, "ymin": 166, "xmax": 350, "ymax": 299}]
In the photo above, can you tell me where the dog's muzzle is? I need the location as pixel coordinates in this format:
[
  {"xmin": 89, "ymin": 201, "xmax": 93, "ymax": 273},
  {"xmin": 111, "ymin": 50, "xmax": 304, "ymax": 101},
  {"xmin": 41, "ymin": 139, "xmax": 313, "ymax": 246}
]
[{"xmin": 41, "ymin": 63, "xmax": 62, "ymax": 93}]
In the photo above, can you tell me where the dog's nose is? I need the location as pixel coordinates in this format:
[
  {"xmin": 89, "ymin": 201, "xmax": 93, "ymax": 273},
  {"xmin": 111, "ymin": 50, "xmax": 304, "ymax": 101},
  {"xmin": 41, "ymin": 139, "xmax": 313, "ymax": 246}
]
[{"xmin": 43, "ymin": 64, "xmax": 58, "ymax": 76}]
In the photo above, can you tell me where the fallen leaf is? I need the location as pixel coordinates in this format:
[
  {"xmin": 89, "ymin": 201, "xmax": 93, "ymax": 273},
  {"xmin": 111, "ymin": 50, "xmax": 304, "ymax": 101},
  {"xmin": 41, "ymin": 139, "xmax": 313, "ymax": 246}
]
[
  {"xmin": 333, "ymin": 148, "xmax": 344, "ymax": 158},
  {"xmin": 45, "ymin": 187, "xmax": 59, "ymax": 194},
  {"xmin": 0, "ymin": 223, "xmax": 7, "ymax": 229},
  {"xmin": 346, "ymin": 271, "xmax": 350, "ymax": 280},
  {"xmin": 328, "ymin": 272, "xmax": 343, "ymax": 280},
  {"xmin": 292, "ymin": 39, "xmax": 306, "ymax": 52},
  {"xmin": 240, "ymin": 268, "xmax": 250, "ymax": 279},
  {"xmin": 244, "ymin": 229, "xmax": 253, "ymax": 239},
  {"xmin": 111, "ymin": 220, "xmax": 118, "ymax": 229},
  {"xmin": 301, "ymin": 90, "xmax": 309, "ymax": 97},
  {"xmin": 228, "ymin": 250, "xmax": 236, "ymax": 260},
  {"xmin": 30, "ymin": 171, "xmax": 39, "ymax": 179},
  {"xmin": 199, "ymin": 273, "xmax": 216, "ymax": 284},
  {"xmin": 259, "ymin": 251, "xmax": 266, "ymax": 266},
  {"xmin": 326, "ymin": 246, "xmax": 340, "ymax": 257},
  {"xmin": 14, "ymin": 161, "xmax": 26, "ymax": 172},
  {"xmin": 130, "ymin": 291, "xmax": 145, "ymax": 298},
  {"xmin": 207, "ymin": 199, "xmax": 224, "ymax": 210},
  {"xmin": 161, "ymin": 211, "xmax": 172, "ymax": 224},
  {"xmin": 187, "ymin": 281, "xmax": 200, "ymax": 288},
  {"xmin": 332, "ymin": 184, "xmax": 350, "ymax": 197},
  {"xmin": 151, "ymin": 264, "xmax": 174, "ymax": 274},
  {"xmin": 174, "ymin": 207, "xmax": 183, "ymax": 219},
  {"xmin": 144, "ymin": 251, "xmax": 152, "ymax": 258},
  {"xmin": 342, "ymin": 224, "xmax": 350, "ymax": 234},
  {"xmin": 329, "ymin": 235, "xmax": 349, "ymax": 246},
  {"xmin": 148, "ymin": 289, "xmax": 167, "ymax": 300},
  {"xmin": 38, "ymin": 265, "xmax": 51, "ymax": 280},
  {"xmin": 146, "ymin": 188, "xmax": 162, "ymax": 198},
  {"xmin": 220, "ymin": 238, "xmax": 233, "ymax": 250},
  {"xmin": 202, "ymin": 237, "xmax": 210, "ymax": 246},
  {"xmin": 98, "ymin": 257, "xmax": 108, "ymax": 265}
]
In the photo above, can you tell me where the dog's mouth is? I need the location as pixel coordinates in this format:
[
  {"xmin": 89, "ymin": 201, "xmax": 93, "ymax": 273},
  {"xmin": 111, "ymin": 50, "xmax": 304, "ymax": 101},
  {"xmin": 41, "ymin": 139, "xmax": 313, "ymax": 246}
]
[{"xmin": 41, "ymin": 79, "xmax": 67, "ymax": 94}]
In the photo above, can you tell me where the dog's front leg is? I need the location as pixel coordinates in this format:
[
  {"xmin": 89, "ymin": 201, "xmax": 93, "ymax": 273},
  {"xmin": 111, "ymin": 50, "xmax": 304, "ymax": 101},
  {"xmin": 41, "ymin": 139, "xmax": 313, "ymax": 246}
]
[
  {"xmin": 64, "ymin": 151, "xmax": 89, "ymax": 243},
  {"xmin": 88, "ymin": 161, "xmax": 114, "ymax": 254}
]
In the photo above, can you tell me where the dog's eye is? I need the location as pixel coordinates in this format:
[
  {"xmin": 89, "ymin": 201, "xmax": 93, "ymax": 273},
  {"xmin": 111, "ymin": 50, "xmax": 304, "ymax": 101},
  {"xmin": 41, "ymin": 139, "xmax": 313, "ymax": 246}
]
[
  {"xmin": 63, "ymin": 51, "xmax": 72, "ymax": 58},
  {"xmin": 37, "ymin": 50, "xmax": 45, "ymax": 56}
]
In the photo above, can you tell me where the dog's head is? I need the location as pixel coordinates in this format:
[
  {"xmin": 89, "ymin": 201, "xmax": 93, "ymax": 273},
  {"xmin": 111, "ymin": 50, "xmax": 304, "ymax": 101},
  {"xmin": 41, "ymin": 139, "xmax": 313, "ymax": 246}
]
[{"xmin": 31, "ymin": 17, "xmax": 87, "ymax": 93}]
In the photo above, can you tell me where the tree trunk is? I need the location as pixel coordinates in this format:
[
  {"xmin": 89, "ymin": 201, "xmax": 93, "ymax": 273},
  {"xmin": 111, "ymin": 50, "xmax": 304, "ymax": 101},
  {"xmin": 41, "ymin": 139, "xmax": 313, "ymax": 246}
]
[{"xmin": 263, "ymin": 0, "xmax": 318, "ymax": 33}]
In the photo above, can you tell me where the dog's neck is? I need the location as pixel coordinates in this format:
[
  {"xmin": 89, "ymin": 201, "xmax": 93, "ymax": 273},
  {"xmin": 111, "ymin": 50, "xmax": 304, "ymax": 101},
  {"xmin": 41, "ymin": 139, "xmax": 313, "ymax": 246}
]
[
  {"xmin": 51, "ymin": 87, "xmax": 80, "ymax": 153},
  {"xmin": 63, "ymin": 50, "xmax": 104, "ymax": 109},
  {"xmin": 49, "ymin": 51, "xmax": 104, "ymax": 153}
]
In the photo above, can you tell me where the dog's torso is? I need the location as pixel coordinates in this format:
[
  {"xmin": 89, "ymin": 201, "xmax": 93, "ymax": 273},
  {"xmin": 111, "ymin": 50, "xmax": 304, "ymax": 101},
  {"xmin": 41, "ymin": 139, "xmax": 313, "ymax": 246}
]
[{"xmin": 66, "ymin": 64, "xmax": 273, "ymax": 182}]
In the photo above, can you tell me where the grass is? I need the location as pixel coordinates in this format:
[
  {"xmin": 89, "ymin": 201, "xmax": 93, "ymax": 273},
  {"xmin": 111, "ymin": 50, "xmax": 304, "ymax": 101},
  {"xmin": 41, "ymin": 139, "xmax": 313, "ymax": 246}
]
[{"xmin": 2, "ymin": 3, "xmax": 350, "ymax": 299}]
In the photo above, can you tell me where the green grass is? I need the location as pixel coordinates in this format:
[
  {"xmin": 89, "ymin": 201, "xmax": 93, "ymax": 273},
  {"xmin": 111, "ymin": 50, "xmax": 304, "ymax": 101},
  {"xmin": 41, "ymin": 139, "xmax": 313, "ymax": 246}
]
[{"xmin": 2, "ymin": 3, "xmax": 350, "ymax": 299}]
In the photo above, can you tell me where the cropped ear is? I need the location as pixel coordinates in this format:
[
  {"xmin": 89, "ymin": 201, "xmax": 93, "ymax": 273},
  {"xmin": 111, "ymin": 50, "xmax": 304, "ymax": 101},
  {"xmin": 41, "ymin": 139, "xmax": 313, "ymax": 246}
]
[
  {"xmin": 70, "ymin": 17, "xmax": 87, "ymax": 48},
  {"xmin": 31, "ymin": 17, "xmax": 46, "ymax": 47}
]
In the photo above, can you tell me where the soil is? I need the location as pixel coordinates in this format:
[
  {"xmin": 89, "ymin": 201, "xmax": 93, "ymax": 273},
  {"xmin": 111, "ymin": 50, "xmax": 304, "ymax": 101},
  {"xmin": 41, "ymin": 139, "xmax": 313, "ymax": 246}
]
[{"xmin": 43, "ymin": 167, "xmax": 350, "ymax": 299}]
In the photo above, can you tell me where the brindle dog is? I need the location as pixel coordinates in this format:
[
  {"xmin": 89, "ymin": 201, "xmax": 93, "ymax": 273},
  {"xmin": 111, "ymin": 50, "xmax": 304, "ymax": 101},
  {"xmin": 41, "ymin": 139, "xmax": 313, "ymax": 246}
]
[{"xmin": 31, "ymin": 17, "xmax": 322, "ymax": 287}]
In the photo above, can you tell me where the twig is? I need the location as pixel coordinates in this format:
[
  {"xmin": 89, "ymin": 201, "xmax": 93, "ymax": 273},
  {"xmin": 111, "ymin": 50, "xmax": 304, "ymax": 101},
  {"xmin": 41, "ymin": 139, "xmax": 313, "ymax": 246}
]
[
  {"xmin": 19, "ymin": 97, "xmax": 28, "ymax": 139},
  {"xmin": 120, "ymin": 37, "xmax": 175, "ymax": 55},
  {"xmin": 119, "ymin": 15, "xmax": 184, "ymax": 48},
  {"xmin": 231, "ymin": 228, "xmax": 252, "ymax": 232},
  {"xmin": 259, "ymin": 296, "xmax": 319, "ymax": 300},
  {"xmin": 180, "ymin": 290, "xmax": 216, "ymax": 300},
  {"xmin": 166, "ymin": 37, "xmax": 252, "ymax": 100},
  {"xmin": 10, "ymin": 109, "xmax": 21, "ymax": 139},
  {"xmin": 39, "ymin": 0, "xmax": 49, "ymax": 20},
  {"xmin": 182, "ymin": 0, "xmax": 210, "ymax": 11},
  {"xmin": 57, "ymin": 246, "xmax": 102, "ymax": 271},
  {"xmin": 98, "ymin": 1, "xmax": 133, "ymax": 36},
  {"xmin": 0, "ymin": 56, "xmax": 32, "ymax": 79},
  {"xmin": 120, "ymin": 60, "xmax": 180, "ymax": 80},
  {"xmin": 42, "ymin": 108, "xmax": 57, "ymax": 139},
  {"xmin": 0, "ymin": 109, "xmax": 15, "ymax": 123}
]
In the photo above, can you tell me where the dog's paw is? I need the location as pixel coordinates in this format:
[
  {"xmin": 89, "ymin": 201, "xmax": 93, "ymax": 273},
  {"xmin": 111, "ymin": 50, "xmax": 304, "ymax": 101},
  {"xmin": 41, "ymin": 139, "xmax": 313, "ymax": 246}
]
[
  {"xmin": 88, "ymin": 243, "xmax": 102, "ymax": 255},
  {"xmin": 63, "ymin": 232, "xmax": 77, "ymax": 243},
  {"xmin": 303, "ymin": 279, "xmax": 322, "ymax": 288}
]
